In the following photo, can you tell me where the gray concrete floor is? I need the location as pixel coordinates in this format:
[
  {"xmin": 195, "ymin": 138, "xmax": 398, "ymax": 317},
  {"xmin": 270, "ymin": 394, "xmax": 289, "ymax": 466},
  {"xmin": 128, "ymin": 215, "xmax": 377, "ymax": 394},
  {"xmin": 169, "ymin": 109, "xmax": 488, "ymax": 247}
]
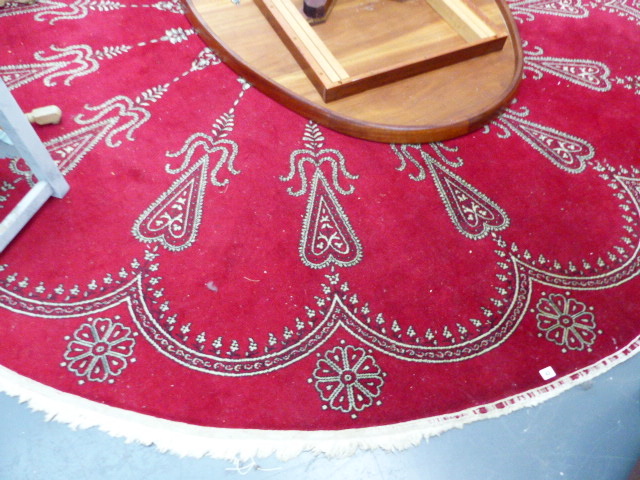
[{"xmin": 1, "ymin": 353, "xmax": 639, "ymax": 480}]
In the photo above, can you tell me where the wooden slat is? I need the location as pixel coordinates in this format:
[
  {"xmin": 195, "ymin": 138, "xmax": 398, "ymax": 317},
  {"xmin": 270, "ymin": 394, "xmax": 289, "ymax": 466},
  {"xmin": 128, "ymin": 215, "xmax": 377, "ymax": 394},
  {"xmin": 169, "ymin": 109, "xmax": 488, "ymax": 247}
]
[
  {"xmin": 268, "ymin": 0, "xmax": 349, "ymax": 83},
  {"xmin": 427, "ymin": 0, "xmax": 495, "ymax": 41}
]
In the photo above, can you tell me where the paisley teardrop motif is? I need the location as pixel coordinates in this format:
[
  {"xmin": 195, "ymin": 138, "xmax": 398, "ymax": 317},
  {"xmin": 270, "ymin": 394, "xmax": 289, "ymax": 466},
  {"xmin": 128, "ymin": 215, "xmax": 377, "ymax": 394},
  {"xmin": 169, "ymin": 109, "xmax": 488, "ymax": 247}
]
[
  {"xmin": 300, "ymin": 169, "xmax": 362, "ymax": 268},
  {"xmin": 132, "ymin": 156, "xmax": 208, "ymax": 251},
  {"xmin": 426, "ymin": 159, "xmax": 510, "ymax": 239}
]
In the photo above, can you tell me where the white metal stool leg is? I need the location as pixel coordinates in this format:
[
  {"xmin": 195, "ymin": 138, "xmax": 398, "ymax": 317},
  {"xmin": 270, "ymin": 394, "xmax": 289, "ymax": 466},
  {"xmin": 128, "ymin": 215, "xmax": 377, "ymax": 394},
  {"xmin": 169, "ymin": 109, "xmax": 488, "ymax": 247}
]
[{"xmin": 0, "ymin": 79, "xmax": 69, "ymax": 252}]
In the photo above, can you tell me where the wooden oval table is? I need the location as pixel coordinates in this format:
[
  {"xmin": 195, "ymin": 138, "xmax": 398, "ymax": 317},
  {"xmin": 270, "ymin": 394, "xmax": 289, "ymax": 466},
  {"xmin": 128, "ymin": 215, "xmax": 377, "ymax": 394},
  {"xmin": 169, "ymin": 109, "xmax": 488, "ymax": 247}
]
[{"xmin": 183, "ymin": 0, "xmax": 523, "ymax": 143}]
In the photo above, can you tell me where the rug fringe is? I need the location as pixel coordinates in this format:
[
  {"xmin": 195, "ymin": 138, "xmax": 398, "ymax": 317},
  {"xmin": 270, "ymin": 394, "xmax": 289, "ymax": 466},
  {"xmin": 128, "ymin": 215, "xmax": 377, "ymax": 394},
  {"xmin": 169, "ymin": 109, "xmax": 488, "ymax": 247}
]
[{"xmin": 1, "ymin": 335, "xmax": 639, "ymax": 461}]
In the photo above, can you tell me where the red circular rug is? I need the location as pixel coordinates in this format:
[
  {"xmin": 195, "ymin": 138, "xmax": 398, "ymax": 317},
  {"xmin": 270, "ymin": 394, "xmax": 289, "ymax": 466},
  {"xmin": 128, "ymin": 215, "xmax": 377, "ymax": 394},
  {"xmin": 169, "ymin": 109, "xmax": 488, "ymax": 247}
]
[{"xmin": 0, "ymin": 0, "xmax": 639, "ymax": 459}]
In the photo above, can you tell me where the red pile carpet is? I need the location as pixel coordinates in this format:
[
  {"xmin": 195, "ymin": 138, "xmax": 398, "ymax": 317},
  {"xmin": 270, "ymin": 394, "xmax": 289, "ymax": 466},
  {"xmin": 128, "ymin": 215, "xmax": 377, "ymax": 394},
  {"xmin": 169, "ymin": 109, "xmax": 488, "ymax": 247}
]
[{"xmin": 0, "ymin": 0, "xmax": 639, "ymax": 459}]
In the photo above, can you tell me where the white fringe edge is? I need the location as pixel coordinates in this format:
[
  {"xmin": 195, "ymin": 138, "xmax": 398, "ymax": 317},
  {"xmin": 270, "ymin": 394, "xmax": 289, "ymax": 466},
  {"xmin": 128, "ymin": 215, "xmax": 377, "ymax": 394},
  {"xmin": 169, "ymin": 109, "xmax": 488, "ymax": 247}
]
[{"xmin": 1, "ymin": 335, "xmax": 639, "ymax": 461}]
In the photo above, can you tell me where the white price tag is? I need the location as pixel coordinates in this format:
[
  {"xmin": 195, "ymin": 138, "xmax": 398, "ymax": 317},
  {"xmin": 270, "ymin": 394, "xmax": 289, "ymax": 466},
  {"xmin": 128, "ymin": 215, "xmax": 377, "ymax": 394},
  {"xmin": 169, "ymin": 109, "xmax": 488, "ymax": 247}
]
[{"xmin": 539, "ymin": 366, "xmax": 556, "ymax": 380}]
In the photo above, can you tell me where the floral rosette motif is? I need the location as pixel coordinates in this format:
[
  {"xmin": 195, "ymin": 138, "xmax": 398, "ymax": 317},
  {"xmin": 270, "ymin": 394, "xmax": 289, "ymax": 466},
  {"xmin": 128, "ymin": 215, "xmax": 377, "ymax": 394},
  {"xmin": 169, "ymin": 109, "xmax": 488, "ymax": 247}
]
[
  {"xmin": 535, "ymin": 294, "xmax": 598, "ymax": 352},
  {"xmin": 312, "ymin": 344, "xmax": 384, "ymax": 415},
  {"xmin": 63, "ymin": 316, "xmax": 136, "ymax": 383}
]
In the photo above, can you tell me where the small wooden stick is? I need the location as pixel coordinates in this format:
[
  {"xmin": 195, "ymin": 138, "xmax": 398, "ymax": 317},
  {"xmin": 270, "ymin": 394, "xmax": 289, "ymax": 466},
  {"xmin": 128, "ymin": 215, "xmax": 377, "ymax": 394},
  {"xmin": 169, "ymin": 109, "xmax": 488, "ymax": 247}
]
[{"xmin": 25, "ymin": 106, "xmax": 62, "ymax": 125}]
